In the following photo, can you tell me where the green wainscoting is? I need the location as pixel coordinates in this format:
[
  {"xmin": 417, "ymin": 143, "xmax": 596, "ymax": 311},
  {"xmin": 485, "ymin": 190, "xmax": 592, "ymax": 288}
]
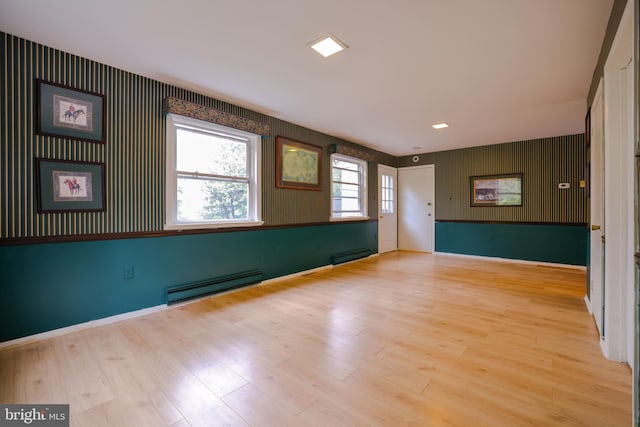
[
  {"xmin": 435, "ymin": 221, "xmax": 588, "ymax": 266},
  {"xmin": 0, "ymin": 221, "xmax": 377, "ymax": 342}
]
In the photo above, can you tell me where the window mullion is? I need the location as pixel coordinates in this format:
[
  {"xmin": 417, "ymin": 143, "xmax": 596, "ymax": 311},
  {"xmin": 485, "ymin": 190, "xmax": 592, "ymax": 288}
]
[
  {"xmin": 332, "ymin": 180, "xmax": 362, "ymax": 186},
  {"xmin": 333, "ymin": 166, "xmax": 359, "ymax": 173},
  {"xmin": 177, "ymin": 170, "xmax": 249, "ymax": 182}
]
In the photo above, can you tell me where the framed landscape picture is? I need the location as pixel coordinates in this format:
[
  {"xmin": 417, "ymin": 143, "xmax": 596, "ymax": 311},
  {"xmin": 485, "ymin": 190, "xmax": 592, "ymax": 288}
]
[
  {"xmin": 36, "ymin": 158, "xmax": 106, "ymax": 213},
  {"xmin": 470, "ymin": 173, "xmax": 522, "ymax": 207},
  {"xmin": 276, "ymin": 136, "xmax": 322, "ymax": 191},
  {"xmin": 36, "ymin": 79, "xmax": 105, "ymax": 143}
]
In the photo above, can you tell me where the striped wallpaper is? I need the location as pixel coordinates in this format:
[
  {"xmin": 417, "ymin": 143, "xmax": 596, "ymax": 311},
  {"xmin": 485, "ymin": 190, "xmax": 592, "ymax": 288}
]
[
  {"xmin": 0, "ymin": 32, "xmax": 383, "ymax": 239},
  {"xmin": 398, "ymin": 134, "xmax": 587, "ymax": 223},
  {"xmin": 1, "ymin": 31, "xmax": 587, "ymax": 239}
]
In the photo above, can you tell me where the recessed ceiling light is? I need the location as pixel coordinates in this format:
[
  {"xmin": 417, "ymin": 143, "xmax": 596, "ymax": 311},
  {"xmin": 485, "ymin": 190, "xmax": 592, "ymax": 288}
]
[
  {"xmin": 432, "ymin": 123, "xmax": 449, "ymax": 129},
  {"xmin": 309, "ymin": 34, "xmax": 348, "ymax": 58}
]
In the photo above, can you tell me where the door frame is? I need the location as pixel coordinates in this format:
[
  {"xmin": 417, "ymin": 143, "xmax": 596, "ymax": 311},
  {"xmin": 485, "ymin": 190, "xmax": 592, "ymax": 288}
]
[
  {"xmin": 633, "ymin": 0, "xmax": 639, "ymax": 423},
  {"xmin": 602, "ymin": 0, "xmax": 635, "ymax": 362},
  {"xmin": 378, "ymin": 164, "xmax": 398, "ymax": 253},
  {"xmin": 589, "ymin": 77, "xmax": 605, "ymax": 338}
]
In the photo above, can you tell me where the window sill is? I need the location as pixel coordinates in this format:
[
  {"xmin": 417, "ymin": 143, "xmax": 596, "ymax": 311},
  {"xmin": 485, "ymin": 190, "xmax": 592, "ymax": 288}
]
[
  {"xmin": 164, "ymin": 220, "xmax": 264, "ymax": 231},
  {"xmin": 330, "ymin": 216, "xmax": 370, "ymax": 222}
]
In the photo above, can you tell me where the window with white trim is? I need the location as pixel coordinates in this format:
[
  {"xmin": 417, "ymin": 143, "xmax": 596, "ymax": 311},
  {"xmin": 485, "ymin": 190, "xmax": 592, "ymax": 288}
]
[
  {"xmin": 331, "ymin": 153, "xmax": 368, "ymax": 220},
  {"xmin": 165, "ymin": 113, "xmax": 262, "ymax": 230}
]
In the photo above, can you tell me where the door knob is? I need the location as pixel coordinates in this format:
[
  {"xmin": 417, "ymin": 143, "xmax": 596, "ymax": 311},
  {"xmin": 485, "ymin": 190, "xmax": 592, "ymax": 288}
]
[{"xmin": 591, "ymin": 225, "xmax": 601, "ymax": 231}]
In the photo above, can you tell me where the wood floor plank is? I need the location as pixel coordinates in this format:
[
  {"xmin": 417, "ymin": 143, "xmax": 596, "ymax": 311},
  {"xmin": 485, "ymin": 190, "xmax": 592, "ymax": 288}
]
[
  {"xmin": 0, "ymin": 347, "xmax": 14, "ymax": 403},
  {"xmin": 73, "ymin": 399, "xmax": 135, "ymax": 427},
  {"xmin": 222, "ymin": 383, "xmax": 302, "ymax": 427},
  {"xmin": 137, "ymin": 343, "xmax": 248, "ymax": 426},
  {"xmin": 12, "ymin": 340, "xmax": 70, "ymax": 405},
  {"xmin": 0, "ymin": 252, "xmax": 631, "ymax": 426},
  {"xmin": 297, "ymin": 397, "xmax": 372, "ymax": 427},
  {"xmin": 275, "ymin": 355, "xmax": 423, "ymax": 426},
  {"xmin": 49, "ymin": 332, "xmax": 115, "ymax": 415}
]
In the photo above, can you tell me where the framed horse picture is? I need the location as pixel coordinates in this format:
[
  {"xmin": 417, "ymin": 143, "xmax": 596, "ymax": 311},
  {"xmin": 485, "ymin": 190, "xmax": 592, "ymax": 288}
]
[
  {"xmin": 35, "ymin": 158, "xmax": 106, "ymax": 213},
  {"xmin": 36, "ymin": 79, "xmax": 106, "ymax": 144}
]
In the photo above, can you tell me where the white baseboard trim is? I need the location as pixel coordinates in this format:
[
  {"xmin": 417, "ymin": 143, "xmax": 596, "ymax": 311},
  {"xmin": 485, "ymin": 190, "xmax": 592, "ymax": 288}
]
[
  {"xmin": 337, "ymin": 252, "xmax": 380, "ymax": 265},
  {"xmin": 434, "ymin": 251, "xmax": 586, "ymax": 271},
  {"xmin": 0, "ymin": 254, "xmax": 380, "ymax": 350},
  {"xmin": 260, "ymin": 253, "xmax": 379, "ymax": 285},
  {"xmin": 260, "ymin": 265, "xmax": 334, "ymax": 286},
  {"xmin": 600, "ymin": 338, "xmax": 609, "ymax": 359},
  {"xmin": 584, "ymin": 295, "xmax": 592, "ymax": 314}
]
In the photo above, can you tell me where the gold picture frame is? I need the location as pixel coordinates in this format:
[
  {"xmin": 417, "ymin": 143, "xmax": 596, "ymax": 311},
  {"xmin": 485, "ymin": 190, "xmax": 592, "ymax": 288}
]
[
  {"xmin": 276, "ymin": 136, "xmax": 322, "ymax": 191},
  {"xmin": 470, "ymin": 173, "xmax": 522, "ymax": 207}
]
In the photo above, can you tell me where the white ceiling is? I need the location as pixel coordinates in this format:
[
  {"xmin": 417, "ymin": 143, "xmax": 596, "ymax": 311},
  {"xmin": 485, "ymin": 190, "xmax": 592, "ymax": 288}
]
[{"xmin": 0, "ymin": 0, "xmax": 613, "ymax": 156}]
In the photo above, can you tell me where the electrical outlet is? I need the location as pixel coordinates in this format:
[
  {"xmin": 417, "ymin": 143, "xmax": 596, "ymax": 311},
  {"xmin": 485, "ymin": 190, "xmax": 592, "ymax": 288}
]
[{"xmin": 123, "ymin": 265, "xmax": 134, "ymax": 280}]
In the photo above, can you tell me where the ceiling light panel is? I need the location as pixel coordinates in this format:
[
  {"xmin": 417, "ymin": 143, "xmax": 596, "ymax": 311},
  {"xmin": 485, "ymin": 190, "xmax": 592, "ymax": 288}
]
[{"xmin": 309, "ymin": 34, "xmax": 347, "ymax": 58}]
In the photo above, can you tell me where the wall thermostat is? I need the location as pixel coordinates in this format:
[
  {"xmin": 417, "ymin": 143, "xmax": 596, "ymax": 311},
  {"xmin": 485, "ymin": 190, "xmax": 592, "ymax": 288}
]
[{"xmin": 412, "ymin": 155, "xmax": 420, "ymax": 163}]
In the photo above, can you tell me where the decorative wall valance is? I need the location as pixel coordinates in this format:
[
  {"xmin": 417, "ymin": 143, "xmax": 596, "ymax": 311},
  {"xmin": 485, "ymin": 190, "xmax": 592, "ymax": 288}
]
[
  {"xmin": 163, "ymin": 97, "xmax": 270, "ymax": 136},
  {"xmin": 331, "ymin": 144, "xmax": 375, "ymax": 162}
]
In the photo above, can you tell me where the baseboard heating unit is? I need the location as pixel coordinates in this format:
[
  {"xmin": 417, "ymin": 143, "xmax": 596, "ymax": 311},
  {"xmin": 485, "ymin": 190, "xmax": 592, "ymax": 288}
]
[
  {"xmin": 331, "ymin": 248, "xmax": 371, "ymax": 265},
  {"xmin": 166, "ymin": 269, "xmax": 263, "ymax": 305}
]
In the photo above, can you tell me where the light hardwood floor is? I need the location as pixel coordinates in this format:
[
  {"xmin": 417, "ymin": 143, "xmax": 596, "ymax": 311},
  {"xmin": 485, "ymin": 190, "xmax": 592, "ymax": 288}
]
[{"xmin": 0, "ymin": 252, "xmax": 631, "ymax": 426}]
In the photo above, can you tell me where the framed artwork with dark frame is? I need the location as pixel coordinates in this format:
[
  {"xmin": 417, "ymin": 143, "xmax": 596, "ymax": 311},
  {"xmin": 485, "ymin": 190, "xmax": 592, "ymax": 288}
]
[
  {"xmin": 36, "ymin": 79, "xmax": 106, "ymax": 143},
  {"xmin": 36, "ymin": 158, "xmax": 106, "ymax": 213},
  {"xmin": 470, "ymin": 173, "xmax": 523, "ymax": 207},
  {"xmin": 276, "ymin": 136, "xmax": 322, "ymax": 191}
]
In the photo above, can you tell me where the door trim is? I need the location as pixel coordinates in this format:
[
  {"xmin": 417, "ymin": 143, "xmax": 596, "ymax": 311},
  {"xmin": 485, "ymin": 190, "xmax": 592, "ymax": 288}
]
[
  {"xmin": 601, "ymin": 0, "xmax": 634, "ymax": 362},
  {"xmin": 590, "ymin": 76, "xmax": 605, "ymax": 338}
]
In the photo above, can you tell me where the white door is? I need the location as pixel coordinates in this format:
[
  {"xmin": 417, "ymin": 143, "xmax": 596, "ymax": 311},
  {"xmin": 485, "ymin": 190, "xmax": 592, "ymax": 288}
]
[
  {"xmin": 590, "ymin": 78, "xmax": 605, "ymax": 337},
  {"xmin": 398, "ymin": 165, "xmax": 435, "ymax": 252},
  {"xmin": 378, "ymin": 165, "xmax": 398, "ymax": 253}
]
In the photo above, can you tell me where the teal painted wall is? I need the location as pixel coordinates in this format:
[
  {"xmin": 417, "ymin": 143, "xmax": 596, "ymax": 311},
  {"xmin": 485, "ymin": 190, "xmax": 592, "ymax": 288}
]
[
  {"xmin": 436, "ymin": 222, "xmax": 588, "ymax": 266},
  {"xmin": 0, "ymin": 221, "xmax": 377, "ymax": 342}
]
